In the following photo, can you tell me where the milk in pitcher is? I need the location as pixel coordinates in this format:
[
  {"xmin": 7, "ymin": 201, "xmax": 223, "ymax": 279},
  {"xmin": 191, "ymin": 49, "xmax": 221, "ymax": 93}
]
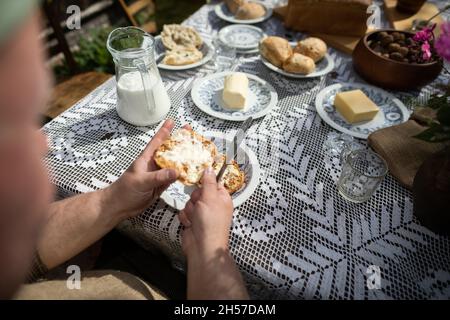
[{"xmin": 116, "ymin": 71, "xmax": 171, "ymax": 126}]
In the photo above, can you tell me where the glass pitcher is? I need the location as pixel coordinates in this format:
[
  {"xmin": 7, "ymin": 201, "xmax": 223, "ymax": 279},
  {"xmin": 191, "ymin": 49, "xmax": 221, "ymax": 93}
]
[{"xmin": 107, "ymin": 27, "xmax": 170, "ymax": 126}]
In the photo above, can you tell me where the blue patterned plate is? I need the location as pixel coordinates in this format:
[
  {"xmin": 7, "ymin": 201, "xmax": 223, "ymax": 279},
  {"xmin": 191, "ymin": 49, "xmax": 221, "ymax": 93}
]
[
  {"xmin": 191, "ymin": 71, "xmax": 278, "ymax": 121},
  {"xmin": 260, "ymin": 42, "xmax": 335, "ymax": 78},
  {"xmin": 214, "ymin": 1, "xmax": 273, "ymax": 24},
  {"xmin": 315, "ymin": 83, "xmax": 410, "ymax": 139},
  {"xmin": 160, "ymin": 131, "xmax": 261, "ymax": 210},
  {"xmin": 154, "ymin": 36, "xmax": 214, "ymax": 71},
  {"xmin": 218, "ymin": 25, "xmax": 265, "ymax": 50}
]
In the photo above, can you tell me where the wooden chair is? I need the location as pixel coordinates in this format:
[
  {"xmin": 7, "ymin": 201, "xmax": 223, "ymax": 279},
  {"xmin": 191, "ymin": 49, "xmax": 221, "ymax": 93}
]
[
  {"xmin": 41, "ymin": 1, "xmax": 113, "ymax": 122},
  {"xmin": 117, "ymin": 0, "xmax": 157, "ymax": 34}
]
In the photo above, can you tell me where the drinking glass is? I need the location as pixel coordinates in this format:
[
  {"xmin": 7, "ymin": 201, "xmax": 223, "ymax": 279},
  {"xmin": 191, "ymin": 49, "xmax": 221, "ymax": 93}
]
[
  {"xmin": 323, "ymin": 132, "xmax": 359, "ymax": 158},
  {"xmin": 212, "ymin": 37, "xmax": 236, "ymax": 72},
  {"xmin": 337, "ymin": 149, "xmax": 388, "ymax": 203}
]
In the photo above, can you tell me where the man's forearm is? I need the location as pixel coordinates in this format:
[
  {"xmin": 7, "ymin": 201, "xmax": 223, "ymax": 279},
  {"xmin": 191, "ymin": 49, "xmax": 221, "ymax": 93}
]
[
  {"xmin": 187, "ymin": 247, "xmax": 249, "ymax": 300},
  {"xmin": 37, "ymin": 188, "xmax": 123, "ymax": 270}
]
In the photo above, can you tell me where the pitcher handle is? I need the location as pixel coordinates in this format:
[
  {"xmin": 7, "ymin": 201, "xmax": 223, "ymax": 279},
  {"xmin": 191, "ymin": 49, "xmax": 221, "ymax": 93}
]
[{"xmin": 133, "ymin": 59, "xmax": 156, "ymax": 114}]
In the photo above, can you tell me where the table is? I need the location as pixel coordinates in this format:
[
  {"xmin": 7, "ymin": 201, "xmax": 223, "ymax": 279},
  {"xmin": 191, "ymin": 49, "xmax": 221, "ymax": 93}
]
[{"xmin": 43, "ymin": 0, "xmax": 450, "ymax": 299}]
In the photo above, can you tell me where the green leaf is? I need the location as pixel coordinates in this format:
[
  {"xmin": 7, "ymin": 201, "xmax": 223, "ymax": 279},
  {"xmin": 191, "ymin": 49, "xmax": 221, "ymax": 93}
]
[
  {"xmin": 414, "ymin": 123, "xmax": 450, "ymax": 142},
  {"xmin": 437, "ymin": 104, "xmax": 450, "ymax": 126},
  {"xmin": 427, "ymin": 94, "xmax": 449, "ymax": 110}
]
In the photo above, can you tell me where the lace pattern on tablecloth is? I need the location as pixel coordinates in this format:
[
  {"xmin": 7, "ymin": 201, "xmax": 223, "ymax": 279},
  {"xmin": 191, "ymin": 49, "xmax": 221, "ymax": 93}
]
[{"xmin": 42, "ymin": 1, "xmax": 450, "ymax": 299}]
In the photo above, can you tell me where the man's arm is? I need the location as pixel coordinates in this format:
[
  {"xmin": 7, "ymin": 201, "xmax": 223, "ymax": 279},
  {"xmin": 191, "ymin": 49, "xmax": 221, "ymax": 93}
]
[
  {"xmin": 186, "ymin": 247, "xmax": 249, "ymax": 300},
  {"xmin": 37, "ymin": 189, "xmax": 121, "ymax": 269},
  {"xmin": 37, "ymin": 120, "xmax": 178, "ymax": 270},
  {"xmin": 179, "ymin": 168, "xmax": 249, "ymax": 299}
]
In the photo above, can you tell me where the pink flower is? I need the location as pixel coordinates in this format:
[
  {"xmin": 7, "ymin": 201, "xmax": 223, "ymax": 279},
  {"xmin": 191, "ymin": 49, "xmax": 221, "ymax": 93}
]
[
  {"xmin": 435, "ymin": 22, "xmax": 450, "ymax": 62},
  {"xmin": 421, "ymin": 41, "xmax": 432, "ymax": 61},
  {"xmin": 413, "ymin": 24, "xmax": 436, "ymax": 42}
]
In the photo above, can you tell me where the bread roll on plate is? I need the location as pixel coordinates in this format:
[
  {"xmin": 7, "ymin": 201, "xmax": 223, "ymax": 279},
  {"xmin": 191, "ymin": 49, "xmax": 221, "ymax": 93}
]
[
  {"xmin": 225, "ymin": 0, "xmax": 244, "ymax": 14},
  {"xmin": 163, "ymin": 48, "xmax": 203, "ymax": 66},
  {"xmin": 161, "ymin": 24, "xmax": 203, "ymax": 50},
  {"xmin": 282, "ymin": 53, "xmax": 316, "ymax": 75},
  {"xmin": 154, "ymin": 128, "xmax": 245, "ymax": 194},
  {"xmin": 235, "ymin": 2, "xmax": 266, "ymax": 20},
  {"xmin": 259, "ymin": 36, "xmax": 292, "ymax": 68},
  {"xmin": 294, "ymin": 37, "xmax": 327, "ymax": 62}
]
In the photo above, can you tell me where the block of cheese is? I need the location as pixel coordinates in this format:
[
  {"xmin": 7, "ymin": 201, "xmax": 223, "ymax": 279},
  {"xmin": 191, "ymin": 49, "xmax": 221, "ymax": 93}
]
[
  {"xmin": 222, "ymin": 73, "xmax": 249, "ymax": 110},
  {"xmin": 334, "ymin": 89, "xmax": 379, "ymax": 123}
]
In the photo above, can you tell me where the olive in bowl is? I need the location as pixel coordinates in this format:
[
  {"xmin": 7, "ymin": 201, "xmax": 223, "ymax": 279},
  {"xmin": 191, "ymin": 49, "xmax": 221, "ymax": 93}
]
[{"xmin": 353, "ymin": 29, "xmax": 442, "ymax": 91}]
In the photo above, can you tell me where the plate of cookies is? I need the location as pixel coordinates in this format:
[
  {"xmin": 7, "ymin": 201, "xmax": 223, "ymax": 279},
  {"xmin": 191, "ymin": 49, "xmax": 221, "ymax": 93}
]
[
  {"xmin": 155, "ymin": 24, "xmax": 213, "ymax": 71},
  {"xmin": 259, "ymin": 36, "xmax": 335, "ymax": 78},
  {"xmin": 215, "ymin": 0, "xmax": 272, "ymax": 24},
  {"xmin": 156, "ymin": 128, "xmax": 261, "ymax": 210},
  {"xmin": 191, "ymin": 71, "xmax": 278, "ymax": 121}
]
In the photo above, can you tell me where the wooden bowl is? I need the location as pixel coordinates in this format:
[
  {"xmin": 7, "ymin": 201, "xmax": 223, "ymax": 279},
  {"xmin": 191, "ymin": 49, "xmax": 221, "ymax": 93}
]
[{"xmin": 353, "ymin": 29, "xmax": 442, "ymax": 91}]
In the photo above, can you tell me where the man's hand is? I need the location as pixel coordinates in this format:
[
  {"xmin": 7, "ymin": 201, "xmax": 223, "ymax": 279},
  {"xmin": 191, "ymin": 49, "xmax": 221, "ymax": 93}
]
[
  {"xmin": 102, "ymin": 119, "xmax": 179, "ymax": 221},
  {"xmin": 178, "ymin": 169, "xmax": 249, "ymax": 299},
  {"xmin": 178, "ymin": 167, "xmax": 234, "ymax": 259}
]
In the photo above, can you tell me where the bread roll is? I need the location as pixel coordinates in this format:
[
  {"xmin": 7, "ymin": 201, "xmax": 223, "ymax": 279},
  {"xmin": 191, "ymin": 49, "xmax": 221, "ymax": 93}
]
[
  {"xmin": 225, "ymin": 0, "xmax": 244, "ymax": 14},
  {"xmin": 282, "ymin": 53, "xmax": 316, "ymax": 74},
  {"xmin": 161, "ymin": 24, "xmax": 202, "ymax": 50},
  {"xmin": 294, "ymin": 37, "xmax": 327, "ymax": 62},
  {"xmin": 163, "ymin": 48, "xmax": 203, "ymax": 66},
  {"xmin": 260, "ymin": 36, "xmax": 293, "ymax": 68},
  {"xmin": 235, "ymin": 2, "xmax": 266, "ymax": 20}
]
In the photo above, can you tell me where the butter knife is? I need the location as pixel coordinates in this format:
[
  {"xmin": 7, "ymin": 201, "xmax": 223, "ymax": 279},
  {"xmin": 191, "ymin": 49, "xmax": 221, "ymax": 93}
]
[{"xmin": 216, "ymin": 116, "xmax": 253, "ymax": 182}]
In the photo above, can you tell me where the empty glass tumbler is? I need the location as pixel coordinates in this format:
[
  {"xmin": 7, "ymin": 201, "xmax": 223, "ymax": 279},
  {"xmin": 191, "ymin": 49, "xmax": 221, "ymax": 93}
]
[{"xmin": 337, "ymin": 149, "xmax": 388, "ymax": 203}]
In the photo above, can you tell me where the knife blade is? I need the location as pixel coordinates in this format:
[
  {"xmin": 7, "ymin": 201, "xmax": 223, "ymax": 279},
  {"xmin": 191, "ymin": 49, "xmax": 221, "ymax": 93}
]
[{"xmin": 216, "ymin": 116, "xmax": 253, "ymax": 182}]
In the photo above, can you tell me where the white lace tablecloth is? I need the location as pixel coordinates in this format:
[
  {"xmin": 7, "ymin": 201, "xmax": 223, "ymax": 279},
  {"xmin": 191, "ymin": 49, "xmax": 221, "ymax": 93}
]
[{"xmin": 43, "ymin": 1, "xmax": 450, "ymax": 299}]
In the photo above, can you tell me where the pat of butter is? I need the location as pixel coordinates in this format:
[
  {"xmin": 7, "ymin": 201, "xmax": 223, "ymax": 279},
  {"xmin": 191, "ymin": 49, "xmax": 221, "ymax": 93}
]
[
  {"xmin": 334, "ymin": 90, "xmax": 380, "ymax": 124},
  {"xmin": 222, "ymin": 73, "xmax": 249, "ymax": 110}
]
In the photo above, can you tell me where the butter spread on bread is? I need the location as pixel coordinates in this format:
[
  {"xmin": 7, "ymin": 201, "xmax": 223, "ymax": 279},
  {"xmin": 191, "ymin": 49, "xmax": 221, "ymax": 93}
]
[{"xmin": 155, "ymin": 129, "xmax": 245, "ymax": 193}]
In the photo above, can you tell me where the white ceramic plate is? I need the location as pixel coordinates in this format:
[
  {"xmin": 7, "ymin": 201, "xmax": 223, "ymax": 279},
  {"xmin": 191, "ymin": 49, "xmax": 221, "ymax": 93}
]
[
  {"xmin": 260, "ymin": 42, "xmax": 335, "ymax": 78},
  {"xmin": 237, "ymin": 47, "xmax": 260, "ymax": 54},
  {"xmin": 218, "ymin": 25, "xmax": 265, "ymax": 50},
  {"xmin": 160, "ymin": 131, "xmax": 261, "ymax": 210},
  {"xmin": 154, "ymin": 36, "xmax": 214, "ymax": 71},
  {"xmin": 191, "ymin": 71, "xmax": 278, "ymax": 121},
  {"xmin": 315, "ymin": 83, "xmax": 410, "ymax": 139},
  {"xmin": 214, "ymin": 1, "xmax": 272, "ymax": 24}
]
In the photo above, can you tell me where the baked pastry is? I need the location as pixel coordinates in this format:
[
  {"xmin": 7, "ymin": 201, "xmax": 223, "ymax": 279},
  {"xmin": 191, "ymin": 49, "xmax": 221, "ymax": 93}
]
[
  {"xmin": 161, "ymin": 24, "xmax": 203, "ymax": 50},
  {"xmin": 225, "ymin": 0, "xmax": 244, "ymax": 14},
  {"xmin": 294, "ymin": 37, "xmax": 327, "ymax": 62},
  {"xmin": 259, "ymin": 36, "xmax": 293, "ymax": 68},
  {"xmin": 154, "ymin": 128, "xmax": 245, "ymax": 194},
  {"xmin": 212, "ymin": 155, "xmax": 245, "ymax": 194},
  {"xmin": 282, "ymin": 53, "xmax": 316, "ymax": 74},
  {"xmin": 163, "ymin": 48, "xmax": 203, "ymax": 66},
  {"xmin": 235, "ymin": 2, "xmax": 266, "ymax": 20},
  {"xmin": 284, "ymin": 0, "xmax": 372, "ymax": 37},
  {"xmin": 154, "ymin": 129, "xmax": 218, "ymax": 185}
]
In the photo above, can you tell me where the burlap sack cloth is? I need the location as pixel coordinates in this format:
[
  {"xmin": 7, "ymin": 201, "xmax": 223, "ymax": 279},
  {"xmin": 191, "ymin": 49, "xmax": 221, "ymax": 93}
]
[
  {"xmin": 14, "ymin": 270, "xmax": 167, "ymax": 300},
  {"xmin": 368, "ymin": 107, "xmax": 448, "ymax": 190}
]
